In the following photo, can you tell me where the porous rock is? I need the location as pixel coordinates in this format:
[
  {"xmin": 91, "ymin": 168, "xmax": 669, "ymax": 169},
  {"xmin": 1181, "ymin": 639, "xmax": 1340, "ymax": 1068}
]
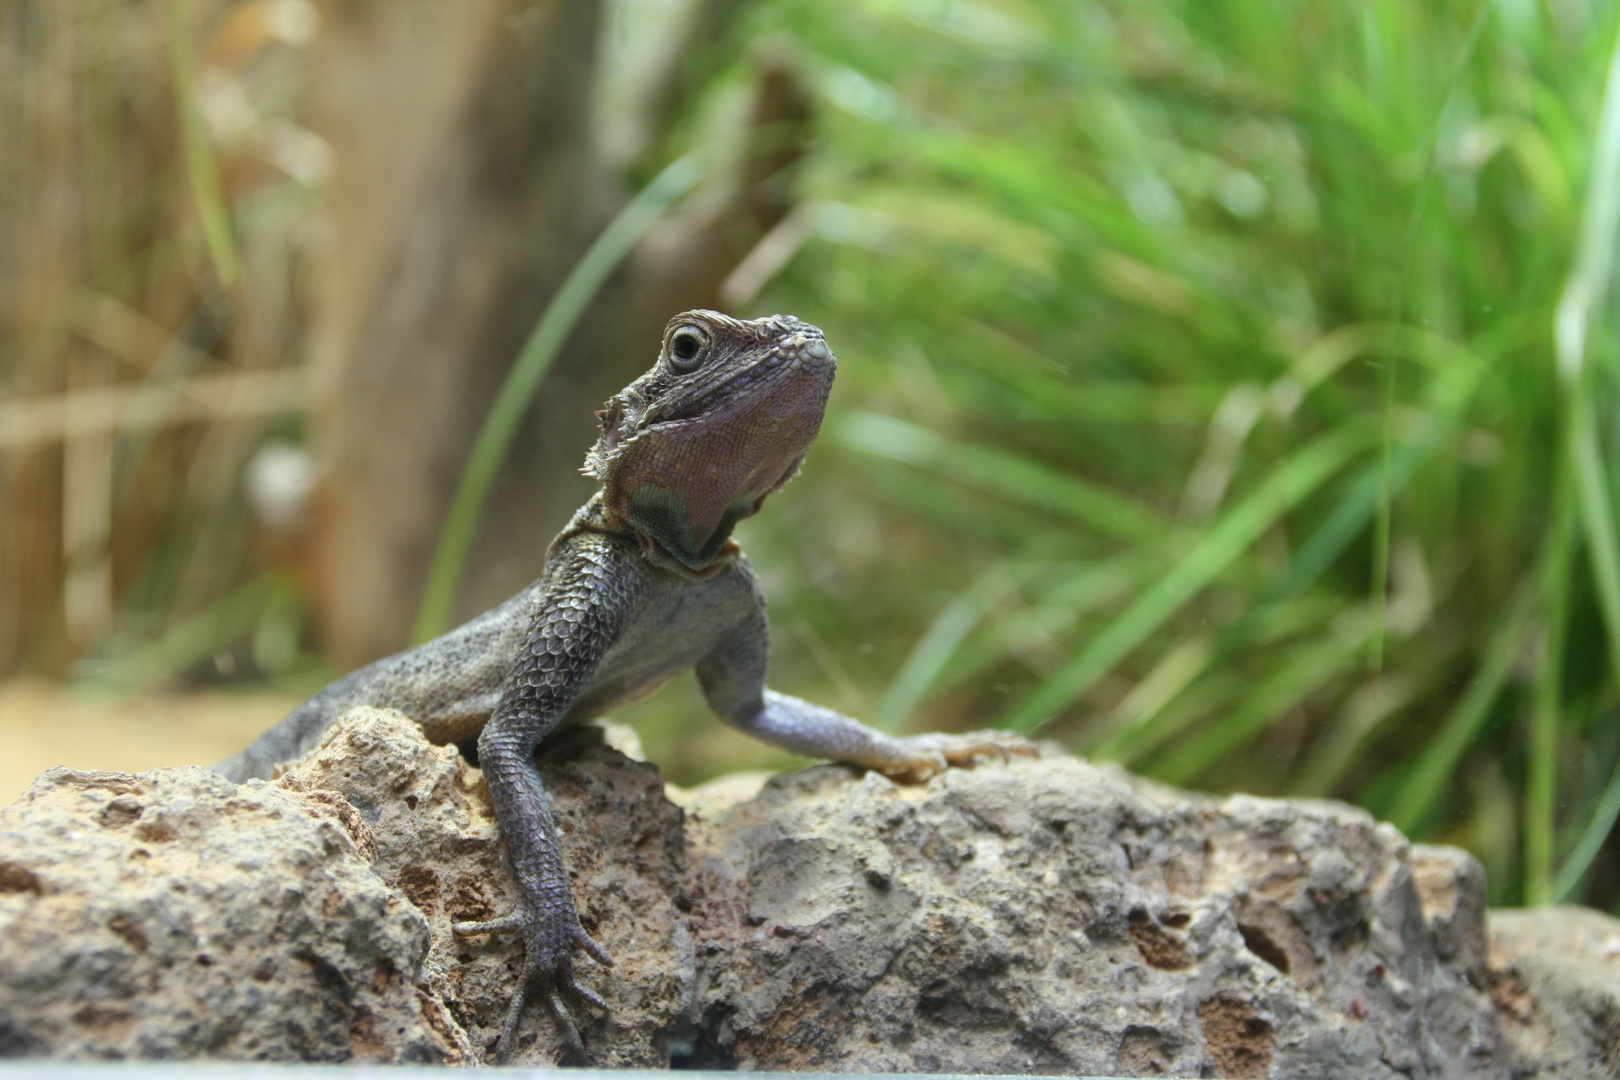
[
  {"xmin": 0, "ymin": 759, "xmax": 441, "ymax": 1061},
  {"xmin": 680, "ymin": 756, "xmax": 1506, "ymax": 1078},
  {"xmin": 277, "ymin": 708, "xmax": 688, "ymax": 1066},
  {"xmin": 4, "ymin": 706, "xmax": 1619, "ymax": 1076},
  {"xmin": 0, "ymin": 708, "xmax": 687, "ymax": 1066},
  {"xmin": 1486, "ymin": 906, "xmax": 1620, "ymax": 1079}
]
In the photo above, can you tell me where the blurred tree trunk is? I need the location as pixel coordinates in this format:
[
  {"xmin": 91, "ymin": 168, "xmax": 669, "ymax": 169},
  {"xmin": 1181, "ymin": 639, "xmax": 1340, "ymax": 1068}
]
[
  {"xmin": 0, "ymin": 1, "xmax": 75, "ymax": 674},
  {"xmin": 307, "ymin": 0, "xmax": 807, "ymax": 667},
  {"xmin": 307, "ymin": 0, "xmax": 619, "ymax": 667}
]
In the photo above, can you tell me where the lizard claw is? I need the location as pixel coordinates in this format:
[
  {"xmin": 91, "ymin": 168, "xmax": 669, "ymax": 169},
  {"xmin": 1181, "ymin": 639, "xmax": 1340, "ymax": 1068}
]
[
  {"xmin": 454, "ymin": 909, "xmax": 612, "ymax": 1062},
  {"xmin": 881, "ymin": 729, "xmax": 1038, "ymax": 779}
]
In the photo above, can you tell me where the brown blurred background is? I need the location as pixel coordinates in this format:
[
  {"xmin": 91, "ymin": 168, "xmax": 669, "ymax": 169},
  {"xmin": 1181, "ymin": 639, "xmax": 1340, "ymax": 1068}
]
[{"xmin": 1, "ymin": 0, "xmax": 811, "ymax": 796}]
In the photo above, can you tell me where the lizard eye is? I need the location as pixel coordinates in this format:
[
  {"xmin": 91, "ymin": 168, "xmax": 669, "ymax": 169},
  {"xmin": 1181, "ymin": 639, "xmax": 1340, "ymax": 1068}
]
[{"xmin": 667, "ymin": 326, "xmax": 709, "ymax": 373}]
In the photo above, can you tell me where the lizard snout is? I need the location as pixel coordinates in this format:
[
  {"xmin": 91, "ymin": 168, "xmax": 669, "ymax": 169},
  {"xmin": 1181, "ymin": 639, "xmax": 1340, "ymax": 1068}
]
[{"xmin": 783, "ymin": 332, "xmax": 835, "ymax": 370}]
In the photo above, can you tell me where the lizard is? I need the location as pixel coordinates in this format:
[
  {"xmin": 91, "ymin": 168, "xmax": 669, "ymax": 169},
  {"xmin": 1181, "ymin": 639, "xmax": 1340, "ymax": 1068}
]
[{"xmin": 216, "ymin": 310, "xmax": 1034, "ymax": 1059}]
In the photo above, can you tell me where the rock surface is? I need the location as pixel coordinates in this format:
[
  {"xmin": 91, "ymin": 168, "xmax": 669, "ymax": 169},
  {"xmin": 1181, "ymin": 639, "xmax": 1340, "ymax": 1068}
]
[
  {"xmin": 681, "ymin": 761, "xmax": 1500, "ymax": 1077},
  {"xmin": 274, "ymin": 710, "xmax": 689, "ymax": 1066},
  {"xmin": 0, "ymin": 706, "xmax": 1616, "ymax": 1076},
  {"xmin": 0, "ymin": 709, "xmax": 686, "ymax": 1066},
  {"xmin": 0, "ymin": 759, "xmax": 442, "ymax": 1061},
  {"xmin": 1487, "ymin": 907, "xmax": 1620, "ymax": 1078}
]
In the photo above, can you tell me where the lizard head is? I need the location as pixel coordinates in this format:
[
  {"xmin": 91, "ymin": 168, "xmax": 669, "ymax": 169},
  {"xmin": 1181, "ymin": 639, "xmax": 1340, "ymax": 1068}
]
[{"xmin": 584, "ymin": 310, "xmax": 836, "ymax": 570}]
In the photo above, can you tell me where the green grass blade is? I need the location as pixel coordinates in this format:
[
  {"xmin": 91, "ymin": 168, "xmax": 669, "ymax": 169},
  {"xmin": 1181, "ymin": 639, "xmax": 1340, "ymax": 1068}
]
[
  {"xmin": 1571, "ymin": 380, "xmax": 1620, "ymax": 678},
  {"xmin": 1097, "ymin": 594, "xmax": 1346, "ymax": 765},
  {"xmin": 1096, "ymin": 340, "xmax": 1482, "ymax": 760},
  {"xmin": 1555, "ymin": 14, "xmax": 1620, "ymax": 678},
  {"xmin": 163, "ymin": 0, "xmax": 241, "ymax": 288},
  {"xmin": 1292, "ymin": 673, "xmax": 1417, "ymax": 797},
  {"xmin": 413, "ymin": 153, "xmax": 703, "ymax": 643},
  {"xmin": 84, "ymin": 574, "xmax": 279, "ymax": 692},
  {"xmin": 1525, "ymin": 475, "xmax": 1574, "ymax": 906},
  {"xmin": 1369, "ymin": 391, "xmax": 1393, "ymax": 673},
  {"xmin": 1553, "ymin": 750, "xmax": 1620, "ymax": 901},
  {"xmin": 1555, "ymin": 16, "xmax": 1620, "ymax": 388},
  {"xmin": 1112, "ymin": 669, "xmax": 1245, "ymax": 770},
  {"xmin": 834, "ymin": 411, "xmax": 1166, "ymax": 541},
  {"xmin": 1538, "ymin": 18, "xmax": 1620, "ymax": 898},
  {"xmin": 874, "ymin": 561, "xmax": 1020, "ymax": 731},
  {"xmin": 1151, "ymin": 617, "xmax": 1370, "ymax": 787},
  {"xmin": 1091, "ymin": 635, "xmax": 1213, "ymax": 760},
  {"xmin": 1386, "ymin": 579, "xmax": 1539, "ymax": 833},
  {"xmin": 937, "ymin": 553, "xmax": 1156, "ymax": 695},
  {"xmin": 1001, "ymin": 419, "xmax": 1377, "ymax": 734},
  {"xmin": 1367, "ymin": 1, "xmax": 1492, "ymax": 678},
  {"xmin": 1262, "ymin": 345, "xmax": 1489, "ymax": 609},
  {"xmin": 1266, "ymin": 447, "xmax": 1417, "ymax": 608}
]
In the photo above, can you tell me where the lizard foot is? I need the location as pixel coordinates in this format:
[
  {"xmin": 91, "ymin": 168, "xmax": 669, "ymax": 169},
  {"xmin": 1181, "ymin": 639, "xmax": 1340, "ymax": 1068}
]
[
  {"xmin": 453, "ymin": 905, "xmax": 612, "ymax": 1061},
  {"xmin": 879, "ymin": 729, "xmax": 1039, "ymax": 780}
]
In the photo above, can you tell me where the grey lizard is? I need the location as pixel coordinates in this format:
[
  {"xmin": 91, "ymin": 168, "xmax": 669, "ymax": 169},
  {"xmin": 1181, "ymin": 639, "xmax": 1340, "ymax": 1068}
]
[{"xmin": 217, "ymin": 310, "xmax": 1034, "ymax": 1058}]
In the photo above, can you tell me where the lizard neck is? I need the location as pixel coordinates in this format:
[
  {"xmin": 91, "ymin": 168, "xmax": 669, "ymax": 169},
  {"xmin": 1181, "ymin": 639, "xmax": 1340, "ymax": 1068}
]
[{"xmin": 556, "ymin": 493, "xmax": 742, "ymax": 581}]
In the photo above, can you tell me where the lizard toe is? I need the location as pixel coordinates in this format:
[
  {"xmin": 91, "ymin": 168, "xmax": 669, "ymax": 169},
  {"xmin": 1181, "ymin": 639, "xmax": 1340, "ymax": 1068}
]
[
  {"xmin": 935, "ymin": 729, "xmax": 1037, "ymax": 765},
  {"xmin": 456, "ymin": 905, "xmax": 611, "ymax": 1060},
  {"xmin": 545, "ymin": 984, "xmax": 584, "ymax": 1054},
  {"xmin": 875, "ymin": 748, "xmax": 948, "ymax": 781},
  {"xmin": 492, "ymin": 977, "xmax": 533, "ymax": 1062},
  {"xmin": 575, "ymin": 925, "xmax": 614, "ymax": 967},
  {"xmin": 881, "ymin": 730, "xmax": 1036, "ymax": 776},
  {"xmin": 565, "ymin": 972, "xmax": 607, "ymax": 1012},
  {"xmin": 453, "ymin": 910, "xmax": 524, "ymax": 937}
]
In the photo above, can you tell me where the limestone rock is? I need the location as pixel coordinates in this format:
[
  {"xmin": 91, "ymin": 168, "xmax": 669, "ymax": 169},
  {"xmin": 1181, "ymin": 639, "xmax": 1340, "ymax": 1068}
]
[
  {"xmin": 0, "ymin": 762, "xmax": 444, "ymax": 1061},
  {"xmin": 1487, "ymin": 906, "xmax": 1620, "ymax": 1079},
  {"xmin": 4, "ymin": 705, "xmax": 1619, "ymax": 1076},
  {"xmin": 277, "ymin": 708, "xmax": 687, "ymax": 1066},
  {"xmin": 681, "ymin": 757, "xmax": 1503, "ymax": 1078}
]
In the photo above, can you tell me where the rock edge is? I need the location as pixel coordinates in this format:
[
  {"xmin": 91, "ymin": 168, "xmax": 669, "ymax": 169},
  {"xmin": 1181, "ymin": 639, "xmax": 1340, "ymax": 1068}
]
[{"xmin": 0, "ymin": 707, "xmax": 1613, "ymax": 1077}]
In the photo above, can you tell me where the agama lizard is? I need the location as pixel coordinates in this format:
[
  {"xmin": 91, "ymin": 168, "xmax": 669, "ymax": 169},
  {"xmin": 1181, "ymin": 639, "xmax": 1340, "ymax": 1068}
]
[{"xmin": 217, "ymin": 311, "xmax": 1033, "ymax": 1058}]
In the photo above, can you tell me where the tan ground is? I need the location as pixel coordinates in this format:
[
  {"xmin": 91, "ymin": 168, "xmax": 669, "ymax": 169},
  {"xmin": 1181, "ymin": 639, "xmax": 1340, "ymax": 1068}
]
[
  {"xmin": 0, "ymin": 676, "xmax": 811, "ymax": 804},
  {"xmin": 0, "ymin": 679, "xmax": 302, "ymax": 805}
]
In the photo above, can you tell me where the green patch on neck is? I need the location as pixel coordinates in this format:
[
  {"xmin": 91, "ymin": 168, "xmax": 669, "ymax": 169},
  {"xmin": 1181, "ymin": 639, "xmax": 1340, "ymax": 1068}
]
[{"xmin": 628, "ymin": 486, "xmax": 754, "ymax": 570}]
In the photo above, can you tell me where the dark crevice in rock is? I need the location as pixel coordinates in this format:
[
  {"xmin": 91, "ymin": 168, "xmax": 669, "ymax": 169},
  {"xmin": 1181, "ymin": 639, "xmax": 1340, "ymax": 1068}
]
[
  {"xmin": 1130, "ymin": 908, "xmax": 1193, "ymax": 971},
  {"xmin": 1239, "ymin": 921, "xmax": 1291, "ymax": 975},
  {"xmin": 666, "ymin": 1004, "xmax": 739, "ymax": 1070}
]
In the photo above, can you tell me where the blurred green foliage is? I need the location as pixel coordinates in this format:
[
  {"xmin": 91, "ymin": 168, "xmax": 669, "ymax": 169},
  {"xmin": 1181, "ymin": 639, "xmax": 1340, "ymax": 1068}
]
[{"xmin": 619, "ymin": 0, "xmax": 1620, "ymax": 911}]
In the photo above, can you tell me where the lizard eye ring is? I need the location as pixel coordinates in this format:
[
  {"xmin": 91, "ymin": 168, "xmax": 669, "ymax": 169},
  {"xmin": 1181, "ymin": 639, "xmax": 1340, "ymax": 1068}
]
[{"xmin": 667, "ymin": 326, "xmax": 709, "ymax": 373}]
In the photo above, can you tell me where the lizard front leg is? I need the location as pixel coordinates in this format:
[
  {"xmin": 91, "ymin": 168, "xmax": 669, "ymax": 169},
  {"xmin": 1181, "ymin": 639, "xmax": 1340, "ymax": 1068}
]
[
  {"xmin": 722, "ymin": 689, "xmax": 1035, "ymax": 776},
  {"xmin": 696, "ymin": 596, "xmax": 1034, "ymax": 777},
  {"xmin": 452, "ymin": 535, "xmax": 648, "ymax": 1060}
]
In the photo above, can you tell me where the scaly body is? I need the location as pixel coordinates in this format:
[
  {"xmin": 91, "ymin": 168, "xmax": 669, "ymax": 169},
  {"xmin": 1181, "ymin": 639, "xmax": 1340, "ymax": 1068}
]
[{"xmin": 218, "ymin": 311, "xmax": 1031, "ymax": 1058}]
